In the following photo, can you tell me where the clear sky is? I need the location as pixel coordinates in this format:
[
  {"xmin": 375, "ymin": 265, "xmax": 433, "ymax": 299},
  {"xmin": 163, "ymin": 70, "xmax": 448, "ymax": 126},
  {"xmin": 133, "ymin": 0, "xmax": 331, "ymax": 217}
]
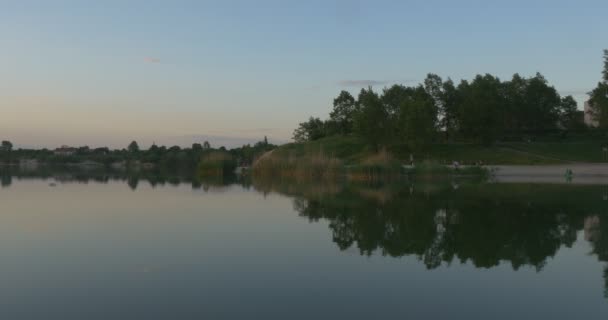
[{"xmin": 1, "ymin": 0, "xmax": 606, "ymax": 149}]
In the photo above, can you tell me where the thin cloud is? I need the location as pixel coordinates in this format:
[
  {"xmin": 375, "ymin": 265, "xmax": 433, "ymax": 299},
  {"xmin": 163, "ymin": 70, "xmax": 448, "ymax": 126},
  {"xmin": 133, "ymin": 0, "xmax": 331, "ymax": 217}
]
[
  {"xmin": 144, "ymin": 57, "xmax": 161, "ymax": 64},
  {"xmin": 338, "ymin": 79, "xmax": 418, "ymax": 87},
  {"xmin": 338, "ymin": 80, "xmax": 389, "ymax": 87}
]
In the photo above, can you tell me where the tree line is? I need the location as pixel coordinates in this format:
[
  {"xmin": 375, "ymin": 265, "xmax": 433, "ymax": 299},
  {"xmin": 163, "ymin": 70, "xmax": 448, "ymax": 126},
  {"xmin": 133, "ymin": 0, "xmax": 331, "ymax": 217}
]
[
  {"xmin": 0, "ymin": 137, "xmax": 275, "ymax": 170},
  {"xmin": 295, "ymin": 72, "xmax": 586, "ymax": 149}
]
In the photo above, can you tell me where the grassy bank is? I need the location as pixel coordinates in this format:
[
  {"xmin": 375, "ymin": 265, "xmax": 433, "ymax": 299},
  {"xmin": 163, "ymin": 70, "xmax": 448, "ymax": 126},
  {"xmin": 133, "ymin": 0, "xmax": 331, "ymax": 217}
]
[
  {"xmin": 198, "ymin": 151, "xmax": 236, "ymax": 177},
  {"xmin": 269, "ymin": 135, "xmax": 608, "ymax": 166}
]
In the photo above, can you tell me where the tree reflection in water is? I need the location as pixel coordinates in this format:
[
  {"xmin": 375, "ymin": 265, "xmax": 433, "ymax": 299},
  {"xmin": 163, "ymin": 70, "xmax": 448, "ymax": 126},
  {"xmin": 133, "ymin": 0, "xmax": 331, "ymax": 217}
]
[{"xmin": 254, "ymin": 178, "xmax": 608, "ymax": 296}]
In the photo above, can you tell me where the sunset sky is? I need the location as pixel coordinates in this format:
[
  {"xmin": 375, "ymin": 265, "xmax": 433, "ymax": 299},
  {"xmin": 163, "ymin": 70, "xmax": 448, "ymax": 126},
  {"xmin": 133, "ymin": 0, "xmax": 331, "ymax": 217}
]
[{"xmin": 1, "ymin": 0, "xmax": 606, "ymax": 149}]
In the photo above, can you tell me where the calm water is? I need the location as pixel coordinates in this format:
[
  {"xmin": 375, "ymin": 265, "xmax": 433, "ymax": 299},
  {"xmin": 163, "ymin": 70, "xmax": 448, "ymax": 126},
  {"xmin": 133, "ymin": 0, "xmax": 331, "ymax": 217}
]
[{"xmin": 1, "ymin": 173, "xmax": 608, "ymax": 319}]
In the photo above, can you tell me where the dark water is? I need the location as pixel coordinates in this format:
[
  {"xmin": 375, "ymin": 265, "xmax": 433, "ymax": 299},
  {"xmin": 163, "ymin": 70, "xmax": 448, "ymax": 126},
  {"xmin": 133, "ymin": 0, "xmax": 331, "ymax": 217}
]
[{"xmin": 1, "ymin": 173, "xmax": 608, "ymax": 319}]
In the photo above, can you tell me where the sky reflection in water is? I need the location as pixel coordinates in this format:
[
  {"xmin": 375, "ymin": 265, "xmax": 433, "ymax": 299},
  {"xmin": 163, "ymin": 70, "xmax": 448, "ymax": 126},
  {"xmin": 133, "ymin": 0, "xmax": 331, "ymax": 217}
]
[{"xmin": 0, "ymin": 172, "xmax": 608, "ymax": 319}]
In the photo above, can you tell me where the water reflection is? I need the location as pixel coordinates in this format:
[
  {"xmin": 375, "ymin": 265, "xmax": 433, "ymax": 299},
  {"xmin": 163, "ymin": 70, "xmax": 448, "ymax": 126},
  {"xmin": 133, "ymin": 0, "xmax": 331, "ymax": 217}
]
[
  {"xmin": 3, "ymin": 168, "xmax": 608, "ymax": 301},
  {"xmin": 252, "ymin": 178, "xmax": 608, "ymax": 298},
  {"xmin": 0, "ymin": 166, "xmax": 244, "ymax": 192}
]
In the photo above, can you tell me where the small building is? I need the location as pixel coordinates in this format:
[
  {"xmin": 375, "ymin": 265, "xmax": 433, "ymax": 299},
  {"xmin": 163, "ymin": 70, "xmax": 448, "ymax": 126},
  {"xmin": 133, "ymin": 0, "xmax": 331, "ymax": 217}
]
[
  {"xmin": 584, "ymin": 101, "xmax": 599, "ymax": 127},
  {"xmin": 54, "ymin": 145, "xmax": 76, "ymax": 156}
]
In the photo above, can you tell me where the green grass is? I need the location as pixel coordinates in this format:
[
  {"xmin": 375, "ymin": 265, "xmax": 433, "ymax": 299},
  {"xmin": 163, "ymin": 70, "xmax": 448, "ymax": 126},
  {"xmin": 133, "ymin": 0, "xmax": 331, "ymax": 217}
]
[
  {"xmin": 271, "ymin": 135, "xmax": 608, "ymax": 166},
  {"xmin": 410, "ymin": 143, "xmax": 562, "ymax": 165},
  {"xmin": 270, "ymin": 136, "xmax": 370, "ymax": 165},
  {"xmin": 501, "ymin": 140, "xmax": 607, "ymax": 163}
]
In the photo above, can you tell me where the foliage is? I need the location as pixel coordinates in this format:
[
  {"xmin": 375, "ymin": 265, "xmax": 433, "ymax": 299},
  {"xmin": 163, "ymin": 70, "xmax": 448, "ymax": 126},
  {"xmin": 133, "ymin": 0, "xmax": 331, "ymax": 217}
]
[
  {"xmin": 128, "ymin": 141, "xmax": 140, "ymax": 153},
  {"xmin": 354, "ymin": 87, "xmax": 389, "ymax": 151},
  {"xmin": 589, "ymin": 82, "xmax": 608, "ymax": 127},
  {"xmin": 329, "ymin": 90, "xmax": 357, "ymax": 135},
  {"xmin": 198, "ymin": 151, "xmax": 237, "ymax": 177},
  {"xmin": 293, "ymin": 117, "xmax": 327, "ymax": 143},
  {"xmin": 295, "ymin": 70, "xmax": 577, "ymax": 150},
  {"xmin": 604, "ymin": 49, "xmax": 608, "ymax": 83},
  {"xmin": 559, "ymin": 95, "xmax": 583, "ymax": 130},
  {"xmin": 1, "ymin": 140, "xmax": 13, "ymax": 152}
]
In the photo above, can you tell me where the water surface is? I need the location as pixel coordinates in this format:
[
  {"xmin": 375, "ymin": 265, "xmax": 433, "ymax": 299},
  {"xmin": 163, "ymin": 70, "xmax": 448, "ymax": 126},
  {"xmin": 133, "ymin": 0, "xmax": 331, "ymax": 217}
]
[{"xmin": 1, "ymin": 174, "xmax": 608, "ymax": 319}]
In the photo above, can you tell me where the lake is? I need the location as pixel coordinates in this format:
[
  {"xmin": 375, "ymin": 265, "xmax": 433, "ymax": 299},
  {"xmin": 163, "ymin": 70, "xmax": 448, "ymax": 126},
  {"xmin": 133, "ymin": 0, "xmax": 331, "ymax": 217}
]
[{"xmin": 1, "ymin": 173, "xmax": 608, "ymax": 319}]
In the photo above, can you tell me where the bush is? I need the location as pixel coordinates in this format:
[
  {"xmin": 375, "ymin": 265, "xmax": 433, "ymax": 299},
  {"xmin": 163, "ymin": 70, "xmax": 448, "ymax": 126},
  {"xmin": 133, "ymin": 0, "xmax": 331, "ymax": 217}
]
[{"xmin": 198, "ymin": 151, "xmax": 237, "ymax": 177}]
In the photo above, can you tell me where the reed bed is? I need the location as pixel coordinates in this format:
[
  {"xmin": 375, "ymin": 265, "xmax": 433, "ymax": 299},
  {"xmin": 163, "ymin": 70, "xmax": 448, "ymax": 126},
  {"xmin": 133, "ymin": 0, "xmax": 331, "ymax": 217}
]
[
  {"xmin": 198, "ymin": 151, "xmax": 237, "ymax": 177},
  {"xmin": 346, "ymin": 149, "xmax": 404, "ymax": 181},
  {"xmin": 252, "ymin": 149, "xmax": 344, "ymax": 180}
]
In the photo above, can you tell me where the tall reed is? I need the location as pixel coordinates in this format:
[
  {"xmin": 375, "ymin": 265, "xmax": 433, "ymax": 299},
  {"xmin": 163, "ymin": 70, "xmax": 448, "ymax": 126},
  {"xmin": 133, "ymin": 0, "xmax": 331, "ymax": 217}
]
[{"xmin": 252, "ymin": 149, "xmax": 344, "ymax": 180}]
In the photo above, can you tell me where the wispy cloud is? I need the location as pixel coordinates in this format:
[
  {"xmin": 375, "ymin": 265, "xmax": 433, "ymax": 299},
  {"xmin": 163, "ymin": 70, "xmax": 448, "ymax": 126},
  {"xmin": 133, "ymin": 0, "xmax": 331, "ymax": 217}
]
[
  {"xmin": 144, "ymin": 57, "xmax": 161, "ymax": 64},
  {"xmin": 337, "ymin": 79, "xmax": 418, "ymax": 87},
  {"xmin": 338, "ymin": 80, "xmax": 389, "ymax": 87}
]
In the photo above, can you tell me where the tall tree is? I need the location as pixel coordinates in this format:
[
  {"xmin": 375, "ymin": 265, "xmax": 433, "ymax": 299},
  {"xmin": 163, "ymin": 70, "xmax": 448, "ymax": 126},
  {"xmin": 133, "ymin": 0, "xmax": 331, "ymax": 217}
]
[
  {"xmin": 441, "ymin": 79, "xmax": 460, "ymax": 138},
  {"xmin": 424, "ymin": 73, "xmax": 444, "ymax": 109},
  {"xmin": 423, "ymin": 74, "xmax": 458, "ymax": 139},
  {"xmin": 558, "ymin": 96, "xmax": 579, "ymax": 130},
  {"xmin": 522, "ymin": 73, "xmax": 561, "ymax": 133},
  {"xmin": 382, "ymin": 84, "xmax": 415, "ymax": 138},
  {"xmin": 457, "ymin": 75, "xmax": 505, "ymax": 145},
  {"xmin": 589, "ymin": 83, "xmax": 608, "ymax": 127},
  {"xmin": 588, "ymin": 50, "xmax": 608, "ymax": 127},
  {"xmin": 192, "ymin": 143, "xmax": 203, "ymax": 152},
  {"xmin": 329, "ymin": 91, "xmax": 357, "ymax": 135},
  {"xmin": 354, "ymin": 87, "xmax": 389, "ymax": 151},
  {"xmin": 396, "ymin": 86, "xmax": 437, "ymax": 149},
  {"xmin": 603, "ymin": 49, "xmax": 608, "ymax": 82},
  {"xmin": 293, "ymin": 117, "xmax": 326, "ymax": 143},
  {"xmin": 1, "ymin": 140, "xmax": 13, "ymax": 152},
  {"xmin": 128, "ymin": 141, "xmax": 140, "ymax": 153},
  {"xmin": 203, "ymin": 141, "xmax": 211, "ymax": 150}
]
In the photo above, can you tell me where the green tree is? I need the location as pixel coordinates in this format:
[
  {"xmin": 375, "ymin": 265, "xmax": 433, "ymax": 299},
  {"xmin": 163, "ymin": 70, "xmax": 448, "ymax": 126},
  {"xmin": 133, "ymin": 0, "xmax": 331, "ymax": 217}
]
[
  {"xmin": 503, "ymin": 73, "xmax": 528, "ymax": 133},
  {"xmin": 293, "ymin": 117, "xmax": 326, "ymax": 142},
  {"xmin": 588, "ymin": 50, "xmax": 608, "ymax": 128},
  {"xmin": 381, "ymin": 84, "xmax": 413, "ymax": 137},
  {"xmin": 128, "ymin": 141, "xmax": 140, "ymax": 153},
  {"xmin": 1, "ymin": 141, "xmax": 13, "ymax": 152},
  {"xmin": 203, "ymin": 141, "xmax": 211, "ymax": 150},
  {"xmin": 558, "ymin": 95, "xmax": 580, "ymax": 130},
  {"xmin": 423, "ymin": 74, "xmax": 458, "ymax": 140},
  {"xmin": 457, "ymin": 75, "xmax": 505, "ymax": 145},
  {"xmin": 589, "ymin": 83, "xmax": 608, "ymax": 127},
  {"xmin": 522, "ymin": 73, "xmax": 561, "ymax": 133},
  {"xmin": 381, "ymin": 84, "xmax": 437, "ymax": 148},
  {"xmin": 397, "ymin": 87, "xmax": 437, "ymax": 149},
  {"xmin": 354, "ymin": 87, "xmax": 389, "ymax": 150},
  {"xmin": 441, "ymin": 78, "xmax": 460, "ymax": 138},
  {"xmin": 192, "ymin": 143, "xmax": 203, "ymax": 152},
  {"xmin": 329, "ymin": 91, "xmax": 357, "ymax": 135},
  {"xmin": 603, "ymin": 49, "xmax": 608, "ymax": 82}
]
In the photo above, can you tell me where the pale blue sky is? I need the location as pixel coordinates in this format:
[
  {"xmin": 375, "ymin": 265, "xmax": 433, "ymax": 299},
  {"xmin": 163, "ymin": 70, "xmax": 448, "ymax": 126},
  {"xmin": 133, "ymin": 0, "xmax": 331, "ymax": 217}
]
[{"xmin": 1, "ymin": 0, "xmax": 606, "ymax": 148}]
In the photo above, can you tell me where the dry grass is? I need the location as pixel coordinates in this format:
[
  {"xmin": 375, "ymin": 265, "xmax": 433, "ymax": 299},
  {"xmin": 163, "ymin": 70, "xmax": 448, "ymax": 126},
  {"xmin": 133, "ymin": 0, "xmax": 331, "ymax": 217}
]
[{"xmin": 252, "ymin": 149, "xmax": 344, "ymax": 180}]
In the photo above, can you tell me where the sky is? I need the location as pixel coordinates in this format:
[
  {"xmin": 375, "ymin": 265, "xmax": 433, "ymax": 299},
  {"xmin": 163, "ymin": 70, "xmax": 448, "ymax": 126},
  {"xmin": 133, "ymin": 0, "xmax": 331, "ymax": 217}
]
[{"xmin": 1, "ymin": 0, "xmax": 606, "ymax": 149}]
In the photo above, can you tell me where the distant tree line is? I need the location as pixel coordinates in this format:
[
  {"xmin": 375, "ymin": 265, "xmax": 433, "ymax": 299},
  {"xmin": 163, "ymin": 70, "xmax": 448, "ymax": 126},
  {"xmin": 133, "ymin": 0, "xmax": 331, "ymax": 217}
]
[
  {"xmin": 295, "ymin": 72, "xmax": 586, "ymax": 149},
  {"xmin": 0, "ymin": 137, "xmax": 276, "ymax": 170}
]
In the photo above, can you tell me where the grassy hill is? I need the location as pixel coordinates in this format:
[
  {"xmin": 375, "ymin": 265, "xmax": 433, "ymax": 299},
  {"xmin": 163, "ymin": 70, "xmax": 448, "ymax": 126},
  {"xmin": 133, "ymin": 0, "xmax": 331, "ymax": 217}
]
[{"xmin": 267, "ymin": 136, "xmax": 608, "ymax": 166}]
